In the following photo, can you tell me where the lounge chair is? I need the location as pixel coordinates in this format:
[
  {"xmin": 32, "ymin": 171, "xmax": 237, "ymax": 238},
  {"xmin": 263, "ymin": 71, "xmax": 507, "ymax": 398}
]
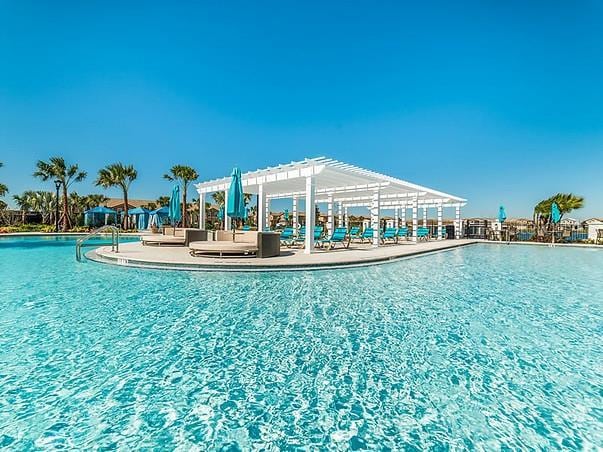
[
  {"xmin": 348, "ymin": 226, "xmax": 361, "ymax": 240},
  {"xmin": 189, "ymin": 230, "xmax": 280, "ymax": 258},
  {"xmin": 381, "ymin": 227, "xmax": 398, "ymax": 244},
  {"xmin": 279, "ymin": 227, "xmax": 295, "ymax": 247},
  {"xmin": 242, "ymin": 225, "xmax": 251, "ymax": 231},
  {"xmin": 141, "ymin": 228, "xmax": 203, "ymax": 246},
  {"xmin": 397, "ymin": 227, "xmax": 409, "ymax": 240},
  {"xmin": 357, "ymin": 228, "xmax": 374, "ymax": 243},
  {"xmin": 316, "ymin": 227, "xmax": 350, "ymax": 249},
  {"xmin": 416, "ymin": 227, "xmax": 430, "ymax": 241},
  {"xmin": 293, "ymin": 226, "xmax": 323, "ymax": 247}
]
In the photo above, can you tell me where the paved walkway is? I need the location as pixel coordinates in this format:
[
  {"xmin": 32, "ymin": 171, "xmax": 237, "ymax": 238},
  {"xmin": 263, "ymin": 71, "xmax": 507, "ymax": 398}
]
[{"xmin": 90, "ymin": 239, "xmax": 478, "ymax": 272}]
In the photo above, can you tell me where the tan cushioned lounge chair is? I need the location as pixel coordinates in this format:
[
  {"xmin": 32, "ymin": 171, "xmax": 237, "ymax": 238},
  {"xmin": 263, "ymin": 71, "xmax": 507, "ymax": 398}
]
[
  {"xmin": 141, "ymin": 234, "xmax": 186, "ymax": 246},
  {"xmin": 188, "ymin": 230, "xmax": 280, "ymax": 258},
  {"xmin": 141, "ymin": 229, "xmax": 209, "ymax": 246}
]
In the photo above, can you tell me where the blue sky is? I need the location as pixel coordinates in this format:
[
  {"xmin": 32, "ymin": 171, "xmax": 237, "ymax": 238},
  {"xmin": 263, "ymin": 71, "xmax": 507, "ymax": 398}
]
[{"xmin": 1, "ymin": 1, "xmax": 602, "ymax": 219}]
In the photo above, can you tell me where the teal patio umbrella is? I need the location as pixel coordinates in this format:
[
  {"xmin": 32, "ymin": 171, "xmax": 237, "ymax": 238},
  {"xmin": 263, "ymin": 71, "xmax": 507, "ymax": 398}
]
[
  {"xmin": 284, "ymin": 209, "xmax": 289, "ymax": 225},
  {"xmin": 227, "ymin": 167, "xmax": 246, "ymax": 239},
  {"xmin": 498, "ymin": 205, "xmax": 507, "ymax": 241},
  {"xmin": 169, "ymin": 185, "xmax": 182, "ymax": 229},
  {"xmin": 551, "ymin": 202, "xmax": 561, "ymax": 224},
  {"xmin": 498, "ymin": 205, "xmax": 507, "ymax": 223},
  {"xmin": 551, "ymin": 202, "xmax": 561, "ymax": 245}
]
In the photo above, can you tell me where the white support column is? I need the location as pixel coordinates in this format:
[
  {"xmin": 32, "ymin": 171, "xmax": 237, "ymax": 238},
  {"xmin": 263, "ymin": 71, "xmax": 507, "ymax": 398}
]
[
  {"xmin": 337, "ymin": 202, "xmax": 343, "ymax": 228},
  {"xmin": 257, "ymin": 184, "xmax": 266, "ymax": 232},
  {"xmin": 304, "ymin": 176, "xmax": 316, "ymax": 254},
  {"xmin": 394, "ymin": 207, "xmax": 399, "ymax": 228},
  {"xmin": 344, "ymin": 207, "xmax": 349, "ymax": 228},
  {"xmin": 223, "ymin": 190, "xmax": 230, "ymax": 231},
  {"xmin": 327, "ymin": 194, "xmax": 334, "ymax": 236},
  {"xmin": 401, "ymin": 207, "xmax": 406, "ymax": 227},
  {"xmin": 422, "ymin": 207, "xmax": 427, "ymax": 227},
  {"xmin": 412, "ymin": 198, "xmax": 418, "ymax": 242},
  {"xmin": 371, "ymin": 189, "xmax": 381, "ymax": 247},
  {"xmin": 437, "ymin": 204, "xmax": 443, "ymax": 240},
  {"xmin": 199, "ymin": 193, "xmax": 206, "ymax": 229},
  {"xmin": 292, "ymin": 196, "xmax": 298, "ymax": 228},
  {"xmin": 265, "ymin": 198, "xmax": 270, "ymax": 231},
  {"xmin": 455, "ymin": 205, "xmax": 462, "ymax": 239}
]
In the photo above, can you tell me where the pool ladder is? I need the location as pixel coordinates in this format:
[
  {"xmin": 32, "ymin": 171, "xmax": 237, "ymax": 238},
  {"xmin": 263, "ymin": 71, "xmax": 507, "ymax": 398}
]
[{"xmin": 75, "ymin": 225, "xmax": 119, "ymax": 262}]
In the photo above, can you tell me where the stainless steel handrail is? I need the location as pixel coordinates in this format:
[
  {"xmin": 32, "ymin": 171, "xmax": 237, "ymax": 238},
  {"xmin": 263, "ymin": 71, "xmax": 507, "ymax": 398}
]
[{"xmin": 75, "ymin": 225, "xmax": 119, "ymax": 261}]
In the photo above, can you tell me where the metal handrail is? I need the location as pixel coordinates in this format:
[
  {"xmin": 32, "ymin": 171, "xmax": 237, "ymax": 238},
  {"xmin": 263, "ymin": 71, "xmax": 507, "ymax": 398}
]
[{"xmin": 76, "ymin": 225, "xmax": 119, "ymax": 261}]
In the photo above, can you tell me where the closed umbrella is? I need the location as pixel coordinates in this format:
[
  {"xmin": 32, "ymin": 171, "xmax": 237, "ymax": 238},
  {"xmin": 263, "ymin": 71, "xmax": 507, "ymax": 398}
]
[
  {"xmin": 498, "ymin": 205, "xmax": 507, "ymax": 241},
  {"xmin": 169, "ymin": 185, "xmax": 182, "ymax": 232},
  {"xmin": 284, "ymin": 209, "xmax": 289, "ymax": 226},
  {"xmin": 551, "ymin": 202, "xmax": 561, "ymax": 245},
  {"xmin": 227, "ymin": 167, "xmax": 246, "ymax": 240}
]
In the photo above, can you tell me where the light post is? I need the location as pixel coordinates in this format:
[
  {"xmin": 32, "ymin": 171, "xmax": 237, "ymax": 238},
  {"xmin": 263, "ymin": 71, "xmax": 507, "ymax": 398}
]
[{"xmin": 54, "ymin": 180, "xmax": 62, "ymax": 232}]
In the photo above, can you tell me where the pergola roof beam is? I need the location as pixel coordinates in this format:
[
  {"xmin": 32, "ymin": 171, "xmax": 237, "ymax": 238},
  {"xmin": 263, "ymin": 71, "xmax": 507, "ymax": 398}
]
[{"xmin": 195, "ymin": 157, "xmax": 466, "ymax": 203}]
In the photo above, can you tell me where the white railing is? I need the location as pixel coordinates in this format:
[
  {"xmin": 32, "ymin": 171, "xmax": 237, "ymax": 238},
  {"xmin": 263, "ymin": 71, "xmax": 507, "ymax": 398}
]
[{"xmin": 75, "ymin": 225, "xmax": 119, "ymax": 262}]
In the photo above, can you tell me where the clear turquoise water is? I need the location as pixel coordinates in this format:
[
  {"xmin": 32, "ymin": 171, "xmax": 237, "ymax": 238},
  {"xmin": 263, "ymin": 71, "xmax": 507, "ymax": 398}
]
[{"xmin": 0, "ymin": 237, "xmax": 601, "ymax": 449}]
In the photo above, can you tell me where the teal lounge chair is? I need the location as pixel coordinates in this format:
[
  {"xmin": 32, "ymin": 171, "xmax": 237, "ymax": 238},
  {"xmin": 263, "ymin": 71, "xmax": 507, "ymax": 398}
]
[
  {"xmin": 279, "ymin": 227, "xmax": 295, "ymax": 247},
  {"xmin": 348, "ymin": 226, "xmax": 361, "ymax": 240},
  {"xmin": 242, "ymin": 225, "xmax": 251, "ymax": 231},
  {"xmin": 416, "ymin": 227, "xmax": 430, "ymax": 241},
  {"xmin": 381, "ymin": 227, "xmax": 398, "ymax": 243},
  {"xmin": 293, "ymin": 226, "xmax": 323, "ymax": 246},
  {"xmin": 397, "ymin": 227, "xmax": 409, "ymax": 240},
  {"xmin": 316, "ymin": 227, "xmax": 350, "ymax": 249},
  {"xmin": 359, "ymin": 228, "xmax": 375, "ymax": 243},
  {"xmin": 313, "ymin": 226, "xmax": 324, "ymax": 241}
]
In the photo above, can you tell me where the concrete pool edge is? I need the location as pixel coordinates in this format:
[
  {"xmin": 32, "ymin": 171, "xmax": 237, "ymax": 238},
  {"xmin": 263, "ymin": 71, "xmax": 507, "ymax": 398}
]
[
  {"xmin": 86, "ymin": 240, "xmax": 479, "ymax": 272},
  {"xmin": 0, "ymin": 232, "xmax": 142, "ymax": 238},
  {"xmin": 480, "ymin": 240, "xmax": 603, "ymax": 250}
]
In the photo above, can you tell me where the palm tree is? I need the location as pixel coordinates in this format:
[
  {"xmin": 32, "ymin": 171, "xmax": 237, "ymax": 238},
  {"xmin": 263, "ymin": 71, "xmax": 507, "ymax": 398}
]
[
  {"xmin": 0, "ymin": 162, "xmax": 8, "ymax": 198},
  {"xmin": 13, "ymin": 191, "xmax": 35, "ymax": 224},
  {"xmin": 156, "ymin": 196, "xmax": 170, "ymax": 207},
  {"xmin": 163, "ymin": 165, "xmax": 199, "ymax": 227},
  {"xmin": 211, "ymin": 191, "xmax": 225, "ymax": 207},
  {"xmin": 29, "ymin": 191, "xmax": 56, "ymax": 225},
  {"xmin": 247, "ymin": 205, "xmax": 257, "ymax": 227},
  {"xmin": 95, "ymin": 163, "xmax": 138, "ymax": 229},
  {"xmin": 534, "ymin": 193, "xmax": 585, "ymax": 219},
  {"xmin": 33, "ymin": 157, "xmax": 87, "ymax": 231},
  {"xmin": 534, "ymin": 193, "xmax": 585, "ymax": 233}
]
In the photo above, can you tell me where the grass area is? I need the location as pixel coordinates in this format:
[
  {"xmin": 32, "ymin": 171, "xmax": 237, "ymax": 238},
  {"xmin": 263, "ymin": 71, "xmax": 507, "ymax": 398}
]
[{"xmin": 0, "ymin": 224, "xmax": 90, "ymax": 233}]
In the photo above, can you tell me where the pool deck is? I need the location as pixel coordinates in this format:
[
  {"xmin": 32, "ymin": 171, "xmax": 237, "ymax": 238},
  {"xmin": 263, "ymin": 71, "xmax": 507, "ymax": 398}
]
[{"xmin": 88, "ymin": 239, "xmax": 478, "ymax": 272}]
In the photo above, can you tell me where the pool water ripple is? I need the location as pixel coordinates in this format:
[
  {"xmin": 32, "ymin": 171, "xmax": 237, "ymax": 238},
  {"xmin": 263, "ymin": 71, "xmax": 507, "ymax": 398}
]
[{"xmin": 0, "ymin": 237, "xmax": 602, "ymax": 449}]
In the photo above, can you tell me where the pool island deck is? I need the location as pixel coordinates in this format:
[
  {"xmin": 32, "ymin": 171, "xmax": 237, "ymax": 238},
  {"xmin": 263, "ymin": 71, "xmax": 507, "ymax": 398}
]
[{"xmin": 89, "ymin": 239, "xmax": 478, "ymax": 271}]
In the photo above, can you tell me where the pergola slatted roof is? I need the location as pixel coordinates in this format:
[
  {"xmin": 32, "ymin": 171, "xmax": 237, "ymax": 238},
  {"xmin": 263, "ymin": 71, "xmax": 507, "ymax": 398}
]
[{"xmin": 195, "ymin": 157, "xmax": 466, "ymax": 206}]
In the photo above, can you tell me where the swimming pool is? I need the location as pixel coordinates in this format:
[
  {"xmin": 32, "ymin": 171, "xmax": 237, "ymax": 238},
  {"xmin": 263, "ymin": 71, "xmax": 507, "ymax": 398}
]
[{"xmin": 1, "ymin": 237, "xmax": 601, "ymax": 449}]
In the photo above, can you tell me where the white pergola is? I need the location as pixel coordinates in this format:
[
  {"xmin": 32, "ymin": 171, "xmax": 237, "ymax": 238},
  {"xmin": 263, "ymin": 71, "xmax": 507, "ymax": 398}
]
[{"xmin": 195, "ymin": 157, "xmax": 467, "ymax": 254}]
